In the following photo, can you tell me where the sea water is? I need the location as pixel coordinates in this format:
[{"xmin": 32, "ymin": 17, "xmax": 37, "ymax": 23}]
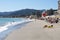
[
  {"xmin": 0, "ymin": 18, "xmax": 32, "ymax": 40},
  {"xmin": 0, "ymin": 18, "xmax": 24, "ymax": 26}
]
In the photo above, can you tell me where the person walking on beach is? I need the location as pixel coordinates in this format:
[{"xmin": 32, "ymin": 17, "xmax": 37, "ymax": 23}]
[{"xmin": 55, "ymin": 18, "xmax": 59, "ymax": 23}]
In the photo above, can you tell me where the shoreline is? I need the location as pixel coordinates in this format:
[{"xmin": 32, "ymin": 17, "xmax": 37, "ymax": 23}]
[
  {"xmin": 4, "ymin": 20, "xmax": 32, "ymax": 40},
  {"xmin": 0, "ymin": 18, "xmax": 32, "ymax": 40}
]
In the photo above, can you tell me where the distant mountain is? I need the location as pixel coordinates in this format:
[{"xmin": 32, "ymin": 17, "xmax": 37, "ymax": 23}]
[
  {"xmin": 0, "ymin": 9, "xmax": 45, "ymax": 17},
  {"xmin": 0, "ymin": 12, "xmax": 11, "ymax": 16},
  {"xmin": 10, "ymin": 9, "xmax": 41, "ymax": 16}
]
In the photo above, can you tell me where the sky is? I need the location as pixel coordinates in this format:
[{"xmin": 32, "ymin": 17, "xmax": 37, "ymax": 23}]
[{"xmin": 0, "ymin": 0, "xmax": 58, "ymax": 12}]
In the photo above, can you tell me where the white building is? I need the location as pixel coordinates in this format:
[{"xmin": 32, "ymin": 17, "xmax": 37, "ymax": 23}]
[{"xmin": 55, "ymin": 0, "xmax": 60, "ymax": 18}]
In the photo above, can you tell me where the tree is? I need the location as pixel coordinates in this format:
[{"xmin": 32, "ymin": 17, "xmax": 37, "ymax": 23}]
[
  {"xmin": 47, "ymin": 8, "xmax": 54, "ymax": 15},
  {"xmin": 36, "ymin": 11, "xmax": 41, "ymax": 18}
]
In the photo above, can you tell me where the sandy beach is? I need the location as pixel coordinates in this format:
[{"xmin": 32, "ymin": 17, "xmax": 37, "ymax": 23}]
[{"xmin": 5, "ymin": 19, "xmax": 60, "ymax": 40}]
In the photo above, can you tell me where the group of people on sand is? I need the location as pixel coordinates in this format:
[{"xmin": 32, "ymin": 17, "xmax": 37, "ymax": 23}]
[
  {"xmin": 44, "ymin": 25, "xmax": 53, "ymax": 28},
  {"xmin": 46, "ymin": 17, "xmax": 59, "ymax": 23}
]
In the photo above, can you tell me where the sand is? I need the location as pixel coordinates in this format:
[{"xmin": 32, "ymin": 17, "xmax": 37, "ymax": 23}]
[{"xmin": 5, "ymin": 19, "xmax": 60, "ymax": 40}]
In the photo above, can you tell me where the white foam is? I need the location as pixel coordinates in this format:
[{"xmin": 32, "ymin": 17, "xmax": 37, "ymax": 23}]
[
  {"xmin": 0, "ymin": 19, "xmax": 33, "ymax": 32},
  {"xmin": 0, "ymin": 23, "xmax": 11, "ymax": 32},
  {"xmin": 0, "ymin": 27, "xmax": 8, "ymax": 32}
]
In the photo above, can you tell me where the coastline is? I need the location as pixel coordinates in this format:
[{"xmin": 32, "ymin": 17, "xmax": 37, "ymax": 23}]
[
  {"xmin": 5, "ymin": 19, "xmax": 60, "ymax": 40},
  {"xmin": 0, "ymin": 18, "xmax": 32, "ymax": 40}
]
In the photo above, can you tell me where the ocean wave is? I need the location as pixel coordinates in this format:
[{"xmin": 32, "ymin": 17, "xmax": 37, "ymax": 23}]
[
  {"xmin": 0, "ymin": 19, "xmax": 33, "ymax": 33},
  {"xmin": 0, "ymin": 19, "xmax": 33, "ymax": 40}
]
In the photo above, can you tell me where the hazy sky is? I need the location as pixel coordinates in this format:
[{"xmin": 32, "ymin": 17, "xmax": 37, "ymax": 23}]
[{"xmin": 0, "ymin": 0, "xmax": 58, "ymax": 12}]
